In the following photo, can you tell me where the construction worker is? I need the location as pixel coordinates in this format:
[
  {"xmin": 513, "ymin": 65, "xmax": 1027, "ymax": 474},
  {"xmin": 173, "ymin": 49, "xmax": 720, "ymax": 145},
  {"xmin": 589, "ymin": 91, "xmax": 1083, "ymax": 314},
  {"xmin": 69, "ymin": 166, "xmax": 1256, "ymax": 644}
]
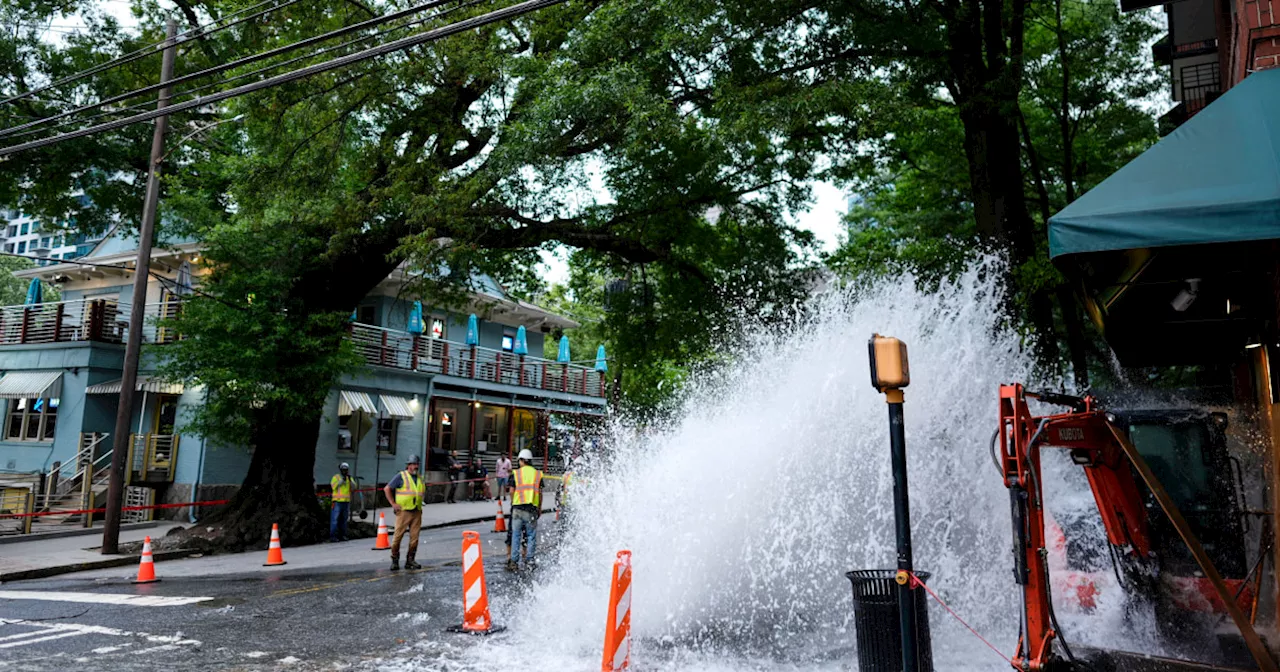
[
  {"xmin": 506, "ymin": 449, "xmax": 542, "ymax": 571},
  {"xmin": 382, "ymin": 454, "xmax": 425, "ymax": 571},
  {"xmin": 329, "ymin": 462, "xmax": 353, "ymax": 542}
]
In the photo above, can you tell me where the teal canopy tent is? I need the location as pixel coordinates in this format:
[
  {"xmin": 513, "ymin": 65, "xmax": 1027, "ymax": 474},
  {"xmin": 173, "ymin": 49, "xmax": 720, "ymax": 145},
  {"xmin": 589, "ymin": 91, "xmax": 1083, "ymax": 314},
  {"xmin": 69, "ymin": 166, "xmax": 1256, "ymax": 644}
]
[
  {"xmin": 557, "ymin": 335, "xmax": 570, "ymax": 363},
  {"xmin": 1049, "ymin": 68, "xmax": 1280, "ymax": 260},
  {"xmin": 594, "ymin": 345, "xmax": 608, "ymax": 372},
  {"xmin": 24, "ymin": 279, "xmax": 42, "ymax": 306},
  {"xmin": 408, "ymin": 301, "xmax": 424, "ymax": 335},
  {"xmin": 514, "ymin": 325, "xmax": 528, "ymax": 355},
  {"xmin": 465, "ymin": 314, "xmax": 479, "ymax": 346}
]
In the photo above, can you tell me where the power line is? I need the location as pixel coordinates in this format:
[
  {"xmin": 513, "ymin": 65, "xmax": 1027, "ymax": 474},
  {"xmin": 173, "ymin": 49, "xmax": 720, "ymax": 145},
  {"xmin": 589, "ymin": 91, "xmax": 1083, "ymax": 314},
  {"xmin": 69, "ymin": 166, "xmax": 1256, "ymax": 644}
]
[
  {"xmin": 0, "ymin": 0, "xmax": 461, "ymax": 140},
  {"xmin": 0, "ymin": 0, "xmax": 565, "ymax": 157},
  {"xmin": 0, "ymin": 0, "xmax": 308, "ymax": 110}
]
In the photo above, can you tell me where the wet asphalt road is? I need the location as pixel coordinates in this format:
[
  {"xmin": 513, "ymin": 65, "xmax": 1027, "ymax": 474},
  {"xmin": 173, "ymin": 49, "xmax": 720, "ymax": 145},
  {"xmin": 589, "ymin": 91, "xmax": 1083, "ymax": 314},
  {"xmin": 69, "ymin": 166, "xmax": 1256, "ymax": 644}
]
[{"xmin": 0, "ymin": 523, "xmax": 535, "ymax": 671}]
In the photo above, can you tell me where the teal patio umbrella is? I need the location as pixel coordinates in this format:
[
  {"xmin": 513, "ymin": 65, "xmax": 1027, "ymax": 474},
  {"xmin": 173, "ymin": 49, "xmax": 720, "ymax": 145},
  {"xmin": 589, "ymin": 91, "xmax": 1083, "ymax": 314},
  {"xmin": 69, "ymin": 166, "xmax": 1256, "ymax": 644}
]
[
  {"xmin": 465, "ymin": 314, "xmax": 479, "ymax": 346},
  {"xmin": 408, "ymin": 301, "xmax": 425, "ymax": 335},
  {"xmin": 557, "ymin": 335, "xmax": 571, "ymax": 363},
  {"xmin": 24, "ymin": 279, "xmax": 42, "ymax": 306},
  {"xmin": 594, "ymin": 344, "xmax": 608, "ymax": 372},
  {"xmin": 513, "ymin": 325, "xmax": 528, "ymax": 355}
]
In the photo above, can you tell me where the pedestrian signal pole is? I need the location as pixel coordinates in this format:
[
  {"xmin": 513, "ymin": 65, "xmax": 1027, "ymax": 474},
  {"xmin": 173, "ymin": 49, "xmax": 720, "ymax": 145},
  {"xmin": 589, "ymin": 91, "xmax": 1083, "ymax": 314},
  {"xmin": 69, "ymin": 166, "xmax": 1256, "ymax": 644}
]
[{"xmin": 868, "ymin": 334, "xmax": 918, "ymax": 671}]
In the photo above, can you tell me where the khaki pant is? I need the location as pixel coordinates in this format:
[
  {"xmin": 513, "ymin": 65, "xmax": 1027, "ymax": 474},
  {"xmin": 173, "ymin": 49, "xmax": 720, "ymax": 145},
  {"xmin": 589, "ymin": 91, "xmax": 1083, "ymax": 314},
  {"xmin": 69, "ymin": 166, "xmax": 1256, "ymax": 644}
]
[{"xmin": 391, "ymin": 508, "xmax": 422, "ymax": 558}]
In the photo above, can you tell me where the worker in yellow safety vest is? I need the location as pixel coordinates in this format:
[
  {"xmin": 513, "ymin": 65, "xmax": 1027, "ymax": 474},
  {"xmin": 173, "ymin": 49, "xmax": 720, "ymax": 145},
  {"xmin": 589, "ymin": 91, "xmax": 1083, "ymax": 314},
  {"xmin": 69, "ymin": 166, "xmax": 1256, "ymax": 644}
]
[
  {"xmin": 382, "ymin": 454, "xmax": 425, "ymax": 571},
  {"xmin": 329, "ymin": 462, "xmax": 352, "ymax": 542},
  {"xmin": 506, "ymin": 449, "xmax": 543, "ymax": 571}
]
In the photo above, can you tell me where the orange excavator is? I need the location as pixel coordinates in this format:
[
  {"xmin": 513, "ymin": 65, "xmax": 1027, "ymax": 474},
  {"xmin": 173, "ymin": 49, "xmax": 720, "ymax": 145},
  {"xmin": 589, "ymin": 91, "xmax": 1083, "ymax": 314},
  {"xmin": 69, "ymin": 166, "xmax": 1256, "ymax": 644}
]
[{"xmin": 996, "ymin": 383, "xmax": 1275, "ymax": 671}]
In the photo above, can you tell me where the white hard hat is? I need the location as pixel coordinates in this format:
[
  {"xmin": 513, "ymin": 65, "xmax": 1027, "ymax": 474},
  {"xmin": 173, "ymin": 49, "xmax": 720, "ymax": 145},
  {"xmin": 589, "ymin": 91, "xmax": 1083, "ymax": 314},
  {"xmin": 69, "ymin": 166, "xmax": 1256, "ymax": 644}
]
[
  {"xmin": 339, "ymin": 462, "xmax": 350, "ymax": 470},
  {"xmin": 518, "ymin": 449, "xmax": 534, "ymax": 461}
]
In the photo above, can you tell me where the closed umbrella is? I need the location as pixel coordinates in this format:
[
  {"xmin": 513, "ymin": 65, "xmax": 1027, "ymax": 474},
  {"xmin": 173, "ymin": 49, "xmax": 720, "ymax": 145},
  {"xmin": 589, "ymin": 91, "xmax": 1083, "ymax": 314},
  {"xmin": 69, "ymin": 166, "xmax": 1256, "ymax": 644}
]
[
  {"xmin": 595, "ymin": 344, "xmax": 608, "ymax": 372},
  {"xmin": 557, "ymin": 335, "xmax": 571, "ymax": 363},
  {"xmin": 174, "ymin": 260, "xmax": 194, "ymax": 296},
  {"xmin": 514, "ymin": 325, "xmax": 528, "ymax": 355},
  {"xmin": 408, "ymin": 301, "xmax": 425, "ymax": 335},
  {"xmin": 466, "ymin": 313, "xmax": 479, "ymax": 346},
  {"xmin": 24, "ymin": 279, "xmax": 42, "ymax": 306}
]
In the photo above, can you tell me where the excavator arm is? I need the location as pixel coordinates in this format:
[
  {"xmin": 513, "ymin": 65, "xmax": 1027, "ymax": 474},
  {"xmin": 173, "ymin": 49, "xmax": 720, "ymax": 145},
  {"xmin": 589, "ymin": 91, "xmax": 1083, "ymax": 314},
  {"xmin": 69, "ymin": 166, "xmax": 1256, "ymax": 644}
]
[{"xmin": 998, "ymin": 384, "xmax": 1153, "ymax": 671}]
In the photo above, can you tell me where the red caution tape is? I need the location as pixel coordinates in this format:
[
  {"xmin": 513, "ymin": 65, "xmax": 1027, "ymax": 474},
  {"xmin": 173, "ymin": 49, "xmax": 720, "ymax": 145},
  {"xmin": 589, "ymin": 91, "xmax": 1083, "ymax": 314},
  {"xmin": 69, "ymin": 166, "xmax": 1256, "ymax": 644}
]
[{"xmin": 0, "ymin": 499, "xmax": 230, "ymax": 520}]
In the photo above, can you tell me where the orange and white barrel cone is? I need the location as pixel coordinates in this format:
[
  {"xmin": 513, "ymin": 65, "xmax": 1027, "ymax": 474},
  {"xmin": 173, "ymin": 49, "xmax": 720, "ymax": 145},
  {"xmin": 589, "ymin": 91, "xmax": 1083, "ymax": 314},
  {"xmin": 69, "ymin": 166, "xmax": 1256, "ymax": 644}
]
[
  {"xmin": 263, "ymin": 523, "xmax": 287, "ymax": 566},
  {"xmin": 372, "ymin": 512, "xmax": 391, "ymax": 550},
  {"xmin": 491, "ymin": 500, "xmax": 506, "ymax": 533},
  {"xmin": 601, "ymin": 550, "xmax": 632, "ymax": 671},
  {"xmin": 132, "ymin": 535, "xmax": 159, "ymax": 584},
  {"xmin": 447, "ymin": 530, "xmax": 505, "ymax": 635}
]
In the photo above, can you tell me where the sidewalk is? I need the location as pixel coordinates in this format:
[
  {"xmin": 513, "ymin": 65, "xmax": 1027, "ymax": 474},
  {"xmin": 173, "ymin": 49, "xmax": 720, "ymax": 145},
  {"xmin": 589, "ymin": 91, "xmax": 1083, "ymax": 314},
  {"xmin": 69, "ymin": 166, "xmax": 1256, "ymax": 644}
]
[{"xmin": 0, "ymin": 498, "xmax": 536, "ymax": 583}]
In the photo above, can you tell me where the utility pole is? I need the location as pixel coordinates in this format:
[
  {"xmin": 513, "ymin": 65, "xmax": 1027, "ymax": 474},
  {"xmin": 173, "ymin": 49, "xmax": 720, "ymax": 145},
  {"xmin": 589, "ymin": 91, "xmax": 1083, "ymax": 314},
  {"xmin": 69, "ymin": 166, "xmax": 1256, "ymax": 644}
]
[{"xmin": 102, "ymin": 18, "xmax": 178, "ymax": 555}]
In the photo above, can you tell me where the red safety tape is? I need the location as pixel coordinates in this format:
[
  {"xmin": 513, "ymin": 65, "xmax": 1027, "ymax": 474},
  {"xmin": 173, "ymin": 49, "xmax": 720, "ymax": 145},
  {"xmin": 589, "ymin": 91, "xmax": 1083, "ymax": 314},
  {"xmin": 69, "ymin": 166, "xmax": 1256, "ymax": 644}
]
[
  {"xmin": 0, "ymin": 499, "xmax": 230, "ymax": 520},
  {"xmin": 340, "ymin": 476, "xmax": 509, "ymax": 494},
  {"xmin": 908, "ymin": 572, "xmax": 1014, "ymax": 666}
]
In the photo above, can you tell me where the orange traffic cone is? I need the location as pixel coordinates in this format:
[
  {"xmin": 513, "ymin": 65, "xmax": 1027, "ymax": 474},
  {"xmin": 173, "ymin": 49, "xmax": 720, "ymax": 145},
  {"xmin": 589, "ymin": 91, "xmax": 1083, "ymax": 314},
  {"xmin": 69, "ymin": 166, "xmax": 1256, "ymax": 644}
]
[
  {"xmin": 132, "ymin": 535, "xmax": 159, "ymax": 584},
  {"xmin": 372, "ymin": 512, "xmax": 391, "ymax": 550},
  {"xmin": 263, "ymin": 523, "xmax": 287, "ymax": 566},
  {"xmin": 447, "ymin": 530, "xmax": 505, "ymax": 635},
  {"xmin": 601, "ymin": 550, "xmax": 632, "ymax": 671},
  {"xmin": 491, "ymin": 500, "xmax": 506, "ymax": 533}
]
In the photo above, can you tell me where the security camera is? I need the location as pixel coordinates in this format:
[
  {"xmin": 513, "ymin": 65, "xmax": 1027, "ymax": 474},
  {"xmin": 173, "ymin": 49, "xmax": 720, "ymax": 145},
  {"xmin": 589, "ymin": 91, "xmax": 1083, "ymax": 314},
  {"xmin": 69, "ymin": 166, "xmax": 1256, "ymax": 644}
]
[
  {"xmin": 1170, "ymin": 278, "xmax": 1200, "ymax": 312},
  {"xmin": 51, "ymin": 274, "xmax": 71, "ymax": 284}
]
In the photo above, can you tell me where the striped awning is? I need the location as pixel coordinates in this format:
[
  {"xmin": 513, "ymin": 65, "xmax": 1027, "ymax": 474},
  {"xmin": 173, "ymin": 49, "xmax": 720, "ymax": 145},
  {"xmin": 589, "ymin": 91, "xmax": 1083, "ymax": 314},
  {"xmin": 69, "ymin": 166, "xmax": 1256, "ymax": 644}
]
[
  {"xmin": 379, "ymin": 395, "xmax": 415, "ymax": 420},
  {"xmin": 86, "ymin": 376, "xmax": 185, "ymax": 395},
  {"xmin": 339, "ymin": 390, "xmax": 376, "ymax": 416},
  {"xmin": 0, "ymin": 371, "xmax": 63, "ymax": 399}
]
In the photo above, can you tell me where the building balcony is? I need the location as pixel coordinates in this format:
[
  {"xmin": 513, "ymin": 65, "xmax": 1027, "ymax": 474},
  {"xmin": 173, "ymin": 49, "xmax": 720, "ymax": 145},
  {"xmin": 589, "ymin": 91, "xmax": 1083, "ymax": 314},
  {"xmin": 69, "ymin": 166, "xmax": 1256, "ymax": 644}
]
[
  {"xmin": 347, "ymin": 323, "xmax": 607, "ymax": 398},
  {"xmin": 0, "ymin": 300, "xmax": 608, "ymax": 399}
]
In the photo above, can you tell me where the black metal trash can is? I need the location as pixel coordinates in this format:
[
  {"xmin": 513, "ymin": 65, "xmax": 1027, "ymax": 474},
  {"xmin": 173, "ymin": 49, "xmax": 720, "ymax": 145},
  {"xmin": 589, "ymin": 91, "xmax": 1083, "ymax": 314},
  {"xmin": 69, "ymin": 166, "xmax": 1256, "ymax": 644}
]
[{"xmin": 846, "ymin": 569, "xmax": 934, "ymax": 672}]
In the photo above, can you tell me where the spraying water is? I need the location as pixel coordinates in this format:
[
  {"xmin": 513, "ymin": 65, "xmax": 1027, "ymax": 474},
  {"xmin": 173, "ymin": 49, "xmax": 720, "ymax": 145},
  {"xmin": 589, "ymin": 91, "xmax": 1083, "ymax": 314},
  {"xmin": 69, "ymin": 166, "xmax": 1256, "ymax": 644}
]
[{"xmin": 382, "ymin": 262, "xmax": 1163, "ymax": 671}]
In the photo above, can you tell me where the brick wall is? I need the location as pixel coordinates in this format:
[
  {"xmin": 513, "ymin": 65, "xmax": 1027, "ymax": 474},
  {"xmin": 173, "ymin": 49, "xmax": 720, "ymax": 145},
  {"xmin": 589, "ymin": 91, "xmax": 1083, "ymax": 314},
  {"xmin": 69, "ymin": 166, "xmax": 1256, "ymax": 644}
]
[{"xmin": 1237, "ymin": 0, "xmax": 1280, "ymax": 81}]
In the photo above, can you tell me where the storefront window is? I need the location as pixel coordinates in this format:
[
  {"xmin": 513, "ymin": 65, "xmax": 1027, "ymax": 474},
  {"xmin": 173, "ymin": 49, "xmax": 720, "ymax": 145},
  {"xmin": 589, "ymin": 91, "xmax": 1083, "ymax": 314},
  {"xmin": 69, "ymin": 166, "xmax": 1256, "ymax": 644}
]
[
  {"xmin": 377, "ymin": 419, "xmax": 398, "ymax": 455},
  {"xmin": 337, "ymin": 414, "xmax": 353, "ymax": 453},
  {"xmin": 6, "ymin": 398, "xmax": 58, "ymax": 442},
  {"xmin": 430, "ymin": 317, "xmax": 446, "ymax": 339}
]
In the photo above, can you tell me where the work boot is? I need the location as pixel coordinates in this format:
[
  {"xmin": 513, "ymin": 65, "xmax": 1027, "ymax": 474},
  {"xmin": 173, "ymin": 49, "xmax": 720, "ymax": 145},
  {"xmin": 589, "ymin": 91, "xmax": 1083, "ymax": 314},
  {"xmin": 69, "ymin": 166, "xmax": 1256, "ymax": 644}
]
[
  {"xmin": 390, "ymin": 556, "xmax": 401, "ymax": 571},
  {"xmin": 405, "ymin": 554, "xmax": 422, "ymax": 570}
]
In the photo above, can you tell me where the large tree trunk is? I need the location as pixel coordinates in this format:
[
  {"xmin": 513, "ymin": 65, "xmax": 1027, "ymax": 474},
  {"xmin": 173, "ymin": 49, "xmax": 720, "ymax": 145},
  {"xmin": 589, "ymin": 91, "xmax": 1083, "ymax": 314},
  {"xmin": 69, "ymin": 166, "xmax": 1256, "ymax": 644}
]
[{"xmin": 205, "ymin": 408, "xmax": 327, "ymax": 550}]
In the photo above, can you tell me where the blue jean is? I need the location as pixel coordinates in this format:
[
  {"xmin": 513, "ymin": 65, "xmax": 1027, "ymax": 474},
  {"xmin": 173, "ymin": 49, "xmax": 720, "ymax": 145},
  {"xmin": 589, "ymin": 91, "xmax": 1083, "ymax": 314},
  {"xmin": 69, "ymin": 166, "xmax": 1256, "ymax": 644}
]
[
  {"xmin": 330, "ymin": 502, "xmax": 350, "ymax": 540},
  {"xmin": 510, "ymin": 507, "xmax": 538, "ymax": 564}
]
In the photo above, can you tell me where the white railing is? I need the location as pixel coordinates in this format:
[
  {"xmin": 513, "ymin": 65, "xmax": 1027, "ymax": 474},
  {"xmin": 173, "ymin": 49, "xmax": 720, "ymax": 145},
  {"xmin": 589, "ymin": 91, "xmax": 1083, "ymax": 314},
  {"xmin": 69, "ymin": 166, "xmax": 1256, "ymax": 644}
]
[{"xmin": 0, "ymin": 299, "xmax": 180, "ymax": 346}]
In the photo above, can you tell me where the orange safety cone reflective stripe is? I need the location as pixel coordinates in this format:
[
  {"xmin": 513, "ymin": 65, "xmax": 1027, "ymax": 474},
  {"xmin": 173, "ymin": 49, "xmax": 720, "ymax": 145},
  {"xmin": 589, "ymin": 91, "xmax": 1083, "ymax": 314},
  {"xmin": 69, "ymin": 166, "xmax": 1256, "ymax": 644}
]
[
  {"xmin": 263, "ymin": 523, "xmax": 287, "ymax": 566},
  {"xmin": 372, "ymin": 512, "xmax": 391, "ymax": 550},
  {"xmin": 492, "ymin": 500, "xmax": 506, "ymax": 533},
  {"xmin": 461, "ymin": 531, "xmax": 493, "ymax": 632},
  {"xmin": 601, "ymin": 550, "xmax": 632, "ymax": 671},
  {"xmin": 133, "ymin": 535, "xmax": 159, "ymax": 584}
]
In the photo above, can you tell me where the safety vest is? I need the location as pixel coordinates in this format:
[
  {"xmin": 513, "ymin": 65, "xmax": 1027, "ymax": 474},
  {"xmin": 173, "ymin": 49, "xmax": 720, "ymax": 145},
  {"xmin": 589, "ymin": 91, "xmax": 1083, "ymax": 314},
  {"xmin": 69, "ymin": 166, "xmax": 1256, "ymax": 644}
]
[
  {"xmin": 330, "ymin": 474, "xmax": 352, "ymax": 503},
  {"xmin": 512, "ymin": 465, "xmax": 542, "ymax": 507},
  {"xmin": 395, "ymin": 470, "xmax": 424, "ymax": 510}
]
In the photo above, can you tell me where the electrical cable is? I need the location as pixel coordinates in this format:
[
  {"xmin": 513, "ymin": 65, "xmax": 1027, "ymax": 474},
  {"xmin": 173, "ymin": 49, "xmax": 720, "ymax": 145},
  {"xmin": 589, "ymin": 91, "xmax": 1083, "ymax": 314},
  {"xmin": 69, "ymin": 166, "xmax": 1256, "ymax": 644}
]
[
  {"xmin": 0, "ymin": 0, "xmax": 308, "ymax": 110},
  {"xmin": 1, "ymin": 0, "xmax": 484, "ymax": 142},
  {"xmin": 0, "ymin": 0, "xmax": 460, "ymax": 139},
  {"xmin": 0, "ymin": 0, "xmax": 565, "ymax": 157}
]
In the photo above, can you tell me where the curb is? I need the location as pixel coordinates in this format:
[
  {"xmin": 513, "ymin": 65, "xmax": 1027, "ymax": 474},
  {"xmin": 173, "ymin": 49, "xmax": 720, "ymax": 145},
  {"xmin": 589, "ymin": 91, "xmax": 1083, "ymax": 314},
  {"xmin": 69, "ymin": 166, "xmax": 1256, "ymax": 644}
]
[
  {"xmin": 0, "ymin": 521, "xmax": 158, "ymax": 546},
  {"xmin": 0, "ymin": 549, "xmax": 196, "ymax": 583}
]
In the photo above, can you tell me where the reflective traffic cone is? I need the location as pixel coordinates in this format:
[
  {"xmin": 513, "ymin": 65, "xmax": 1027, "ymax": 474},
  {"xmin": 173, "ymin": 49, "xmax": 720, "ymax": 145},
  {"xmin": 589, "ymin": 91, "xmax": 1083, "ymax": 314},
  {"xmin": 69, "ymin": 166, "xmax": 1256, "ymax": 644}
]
[
  {"xmin": 372, "ymin": 512, "xmax": 391, "ymax": 550},
  {"xmin": 601, "ymin": 550, "xmax": 632, "ymax": 671},
  {"xmin": 491, "ymin": 500, "xmax": 506, "ymax": 533},
  {"xmin": 132, "ymin": 536, "xmax": 159, "ymax": 584},
  {"xmin": 263, "ymin": 523, "xmax": 287, "ymax": 566},
  {"xmin": 447, "ymin": 530, "xmax": 504, "ymax": 635}
]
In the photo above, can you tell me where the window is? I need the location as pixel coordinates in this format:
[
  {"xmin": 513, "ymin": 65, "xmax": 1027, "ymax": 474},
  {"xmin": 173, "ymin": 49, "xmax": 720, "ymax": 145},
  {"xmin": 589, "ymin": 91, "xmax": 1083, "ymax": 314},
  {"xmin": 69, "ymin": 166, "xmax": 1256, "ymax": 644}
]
[
  {"xmin": 6, "ymin": 398, "xmax": 58, "ymax": 442},
  {"xmin": 16, "ymin": 241, "xmax": 25, "ymax": 254},
  {"xmin": 39, "ymin": 237, "xmax": 50, "ymax": 249},
  {"xmin": 6, "ymin": 226, "xmax": 15, "ymax": 237},
  {"xmin": 377, "ymin": 419, "xmax": 398, "ymax": 455},
  {"xmin": 434, "ymin": 409, "xmax": 455, "ymax": 451},
  {"xmin": 501, "ymin": 331, "xmax": 515, "ymax": 352},
  {"xmin": 337, "ymin": 414, "xmax": 354, "ymax": 453},
  {"xmin": 430, "ymin": 317, "xmax": 445, "ymax": 339},
  {"xmin": 479, "ymin": 411, "xmax": 499, "ymax": 451},
  {"xmin": 3, "ymin": 244, "xmax": 11, "ymax": 254},
  {"xmin": 19, "ymin": 223, "xmax": 28, "ymax": 235},
  {"xmin": 356, "ymin": 305, "xmax": 376, "ymax": 325}
]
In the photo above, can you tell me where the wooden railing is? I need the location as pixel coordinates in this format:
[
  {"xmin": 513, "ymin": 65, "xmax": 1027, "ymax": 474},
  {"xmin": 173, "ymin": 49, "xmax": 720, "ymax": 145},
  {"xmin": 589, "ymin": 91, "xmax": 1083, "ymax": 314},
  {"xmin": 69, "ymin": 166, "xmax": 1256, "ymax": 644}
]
[
  {"xmin": 128, "ymin": 433, "xmax": 179, "ymax": 482},
  {"xmin": 348, "ymin": 323, "xmax": 607, "ymax": 397},
  {"xmin": 0, "ymin": 299, "xmax": 179, "ymax": 346}
]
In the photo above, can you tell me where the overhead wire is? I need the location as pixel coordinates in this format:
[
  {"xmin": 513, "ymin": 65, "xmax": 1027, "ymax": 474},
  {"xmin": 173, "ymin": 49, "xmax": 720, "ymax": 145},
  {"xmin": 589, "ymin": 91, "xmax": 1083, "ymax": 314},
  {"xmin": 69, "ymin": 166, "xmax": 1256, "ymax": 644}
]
[
  {"xmin": 0, "ymin": 0, "xmax": 468, "ymax": 141},
  {"xmin": 0, "ymin": 0, "xmax": 565, "ymax": 157},
  {"xmin": 0, "ymin": 0, "xmax": 308, "ymax": 110}
]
